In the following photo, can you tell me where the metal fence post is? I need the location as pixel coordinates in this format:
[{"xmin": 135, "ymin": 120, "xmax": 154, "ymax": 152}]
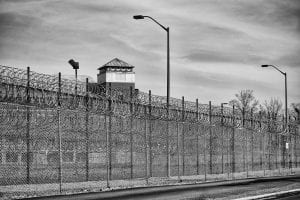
[
  {"xmin": 144, "ymin": 104, "xmax": 148, "ymax": 184},
  {"xmin": 106, "ymin": 83, "xmax": 112, "ymax": 186},
  {"xmin": 259, "ymin": 112, "xmax": 263, "ymax": 171},
  {"xmin": 295, "ymin": 135, "xmax": 298, "ymax": 168},
  {"xmin": 130, "ymin": 86, "xmax": 133, "ymax": 179},
  {"xmin": 289, "ymin": 127, "xmax": 292, "ymax": 174},
  {"xmin": 221, "ymin": 103, "xmax": 224, "ymax": 174},
  {"xmin": 148, "ymin": 90, "xmax": 152, "ymax": 177},
  {"xmin": 177, "ymin": 118, "xmax": 181, "ymax": 181},
  {"xmin": 292, "ymin": 133, "xmax": 295, "ymax": 173},
  {"xmin": 57, "ymin": 72, "xmax": 62, "ymax": 193},
  {"xmin": 209, "ymin": 101, "xmax": 212, "ymax": 174},
  {"xmin": 268, "ymin": 119, "xmax": 271, "ymax": 171},
  {"xmin": 196, "ymin": 99, "xmax": 199, "ymax": 175},
  {"xmin": 166, "ymin": 101, "xmax": 170, "ymax": 178},
  {"xmin": 231, "ymin": 105, "xmax": 235, "ymax": 178},
  {"xmin": 278, "ymin": 129, "xmax": 280, "ymax": 174},
  {"xmin": 26, "ymin": 66, "xmax": 31, "ymax": 184},
  {"xmin": 104, "ymin": 111, "xmax": 109, "ymax": 188},
  {"xmin": 294, "ymin": 134, "xmax": 297, "ymax": 169},
  {"xmin": 204, "ymin": 123, "xmax": 207, "ymax": 181},
  {"xmin": 282, "ymin": 116, "xmax": 285, "ymax": 169},
  {"xmin": 181, "ymin": 96, "xmax": 185, "ymax": 176},
  {"xmin": 85, "ymin": 78, "xmax": 89, "ymax": 181},
  {"xmin": 246, "ymin": 115, "xmax": 249, "ymax": 178},
  {"xmin": 262, "ymin": 117, "xmax": 266, "ymax": 176},
  {"xmin": 242, "ymin": 107, "xmax": 246, "ymax": 172},
  {"xmin": 251, "ymin": 110, "xmax": 254, "ymax": 173},
  {"xmin": 227, "ymin": 125, "xmax": 230, "ymax": 179}
]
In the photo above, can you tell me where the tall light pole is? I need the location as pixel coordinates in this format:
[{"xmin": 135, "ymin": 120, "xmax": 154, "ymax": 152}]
[
  {"xmin": 261, "ymin": 65, "xmax": 288, "ymax": 128},
  {"xmin": 133, "ymin": 15, "xmax": 170, "ymax": 176},
  {"xmin": 68, "ymin": 59, "xmax": 79, "ymax": 96},
  {"xmin": 261, "ymin": 64, "xmax": 289, "ymax": 170}
]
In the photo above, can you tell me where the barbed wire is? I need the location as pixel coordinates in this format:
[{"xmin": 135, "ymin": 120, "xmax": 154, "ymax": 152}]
[{"xmin": 0, "ymin": 64, "xmax": 298, "ymax": 132}]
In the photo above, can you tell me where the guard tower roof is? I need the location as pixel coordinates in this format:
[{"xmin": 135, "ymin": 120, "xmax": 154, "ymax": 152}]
[{"xmin": 98, "ymin": 58, "xmax": 134, "ymax": 70}]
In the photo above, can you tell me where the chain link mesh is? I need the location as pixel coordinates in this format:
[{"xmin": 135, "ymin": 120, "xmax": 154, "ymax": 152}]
[{"xmin": 0, "ymin": 65, "xmax": 299, "ymax": 195}]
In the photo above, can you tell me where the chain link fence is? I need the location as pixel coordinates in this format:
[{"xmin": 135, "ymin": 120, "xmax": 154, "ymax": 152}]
[{"xmin": 0, "ymin": 65, "xmax": 299, "ymax": 196}]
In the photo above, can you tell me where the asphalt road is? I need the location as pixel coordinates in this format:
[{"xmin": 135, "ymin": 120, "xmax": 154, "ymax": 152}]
[
  {"xmin": 263, "ymin": 191, "xmax": 300, "ymax": 200},
  {"xmin": 22, "ymin": 176, "xmax": 300, "ymax": 200},
  {"xmin": 276, "ymin": 194, "xmax": 300, "ymax": 200}
]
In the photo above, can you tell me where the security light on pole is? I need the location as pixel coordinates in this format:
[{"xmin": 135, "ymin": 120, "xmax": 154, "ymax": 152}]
[
  {"xmin": 68, "ymin": 59, "xmax": 79, "ymax": 70},
  {"xmin": 133, "ymin": 15, "xmax": 144, "ymax": 19},
  {"xmin": 68, "ymin": 59, "xmax": 79, "ymax": 96}
]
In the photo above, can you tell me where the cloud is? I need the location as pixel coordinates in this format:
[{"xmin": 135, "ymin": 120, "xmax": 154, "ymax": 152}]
[
  {"xmin": 231, "ymin": 0, "xmax": 300, "ymax": 34},
  {"xmin": 0, "ymin": 12, "xmax": 40, "ymax": 37},
  {"xmin": 183, "ymin": 49, "xmax": 266, "ymax": 65},
  {"xmin": 275, "ymin": 50, "xmax": 300, "ymax": 68},
  {"xmin": 0, "ymin": 0, "xmax": 299, "ymax": 104},
  {"xmin": 177, "ymin": 68, "xmax": 270, "ymax": 91}
]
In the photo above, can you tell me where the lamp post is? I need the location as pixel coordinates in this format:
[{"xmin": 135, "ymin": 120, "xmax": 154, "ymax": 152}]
[
  {"xmin": 133, "ymin": 15, "xmax": 171, "ymax": 176},
  {"xmin": 261, "ymin": 65, "xmax": 288, "ymax": 129},
  {"xmin": 68, "ymin": 59, "xmax": 79, "ymax": 96},
  {"xmin": 261, "ymin": 64, "xmax": 289, "ymax": 170},
  {"xmin": 68, "ymin": 59, "xmax": 80, "ymax": 175}
]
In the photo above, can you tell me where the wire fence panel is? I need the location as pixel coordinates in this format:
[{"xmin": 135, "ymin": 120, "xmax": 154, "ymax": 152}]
[
  {"xmin": 0, "ymin": 104, "xmax": 59, "ymax": 185},
  {"xmin": 87, "ymin": 112, "xmax": 107, "ymax": 181},
  {"xmin": 151, "ymin": 119, "xmax": 168, "ymax": 177},
  {"xmin": 211, "ymin": 126, "xmax": 224, "ymax": 175},
  {"xmin": 233, "ymin": 128, "xmax": 244, "ymax": 173},
  {"xmin": 0, "ymin": 65, "xmax": 299, "ymax": 196},
  {"xmin": 61, "ymin": 110, "xmax": 87, "ymax": 183},
  {"xmin": 110, "ymin": 115, "xmax": 128, "ymax": 180},
  {"xmin": 250, "ymin": 130, "xmax": 260, "ymax": 174},
  {"xmin": 295, "ymin": 135, "xmax": 300, "ymax": 168},
  {"xmin": 223, "ymin": 126, "xmax": 232, "ymax": 178},
  {"xmin": 132, "ymin": 117, "xmax": 146, "ymax": 179},
  {"xmin": 169, "ymin": 120, "xmax": 179, "ymax": 177},
  {"xmin": 32, "ymin": 108, "xmax": 59, "ymax": 184},
  {"xmin": 182, "ymin": 122, "xmax": 197, "ymax": 176}
]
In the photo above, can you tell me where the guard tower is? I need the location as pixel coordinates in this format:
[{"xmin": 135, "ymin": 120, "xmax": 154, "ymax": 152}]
[{"xmin": 97, "ymin": 58, "xmax": 135, "ymax": 91}]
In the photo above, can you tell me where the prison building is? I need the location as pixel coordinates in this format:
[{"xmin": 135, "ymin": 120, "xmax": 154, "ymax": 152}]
[{"xmin": 97, "ymin": 58, "xmax": 135, "ymax": 91}]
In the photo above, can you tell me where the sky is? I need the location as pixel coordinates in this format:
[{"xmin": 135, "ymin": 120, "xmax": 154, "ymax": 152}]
[{"xmin": 0, "ymin": 0, "xmax": 299, "ymax": 106}]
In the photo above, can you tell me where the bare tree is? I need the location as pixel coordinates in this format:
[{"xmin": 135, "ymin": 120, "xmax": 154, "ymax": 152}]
[
  {"xmin": 229, "ymin": 89, "xmax": 259, "ymax": 114},
  {"xmin": 291, "ymin": 103, "xmax": 300, "ymax": 124},
  {"xmin": 262, "ymin": 98, "xmax": 283, "ymax": 120}
]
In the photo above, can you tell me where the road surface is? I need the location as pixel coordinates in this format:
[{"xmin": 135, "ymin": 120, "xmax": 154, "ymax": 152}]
[{"xmin": 22, "ymin": 176, "xmax": 300, "ymax": 200}]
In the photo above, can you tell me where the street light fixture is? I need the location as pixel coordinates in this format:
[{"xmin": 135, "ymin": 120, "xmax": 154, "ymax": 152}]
[
  {"xmin": 68, "ymin": 59, "xmax": 79, "ymax": 96},
  {"xmin": 133, "ymin": 14, "xmax": 170, "ymax": 176},
  {"xmin": 133, "ymin": 15, "xmax": 144, "ymax": 20}
]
